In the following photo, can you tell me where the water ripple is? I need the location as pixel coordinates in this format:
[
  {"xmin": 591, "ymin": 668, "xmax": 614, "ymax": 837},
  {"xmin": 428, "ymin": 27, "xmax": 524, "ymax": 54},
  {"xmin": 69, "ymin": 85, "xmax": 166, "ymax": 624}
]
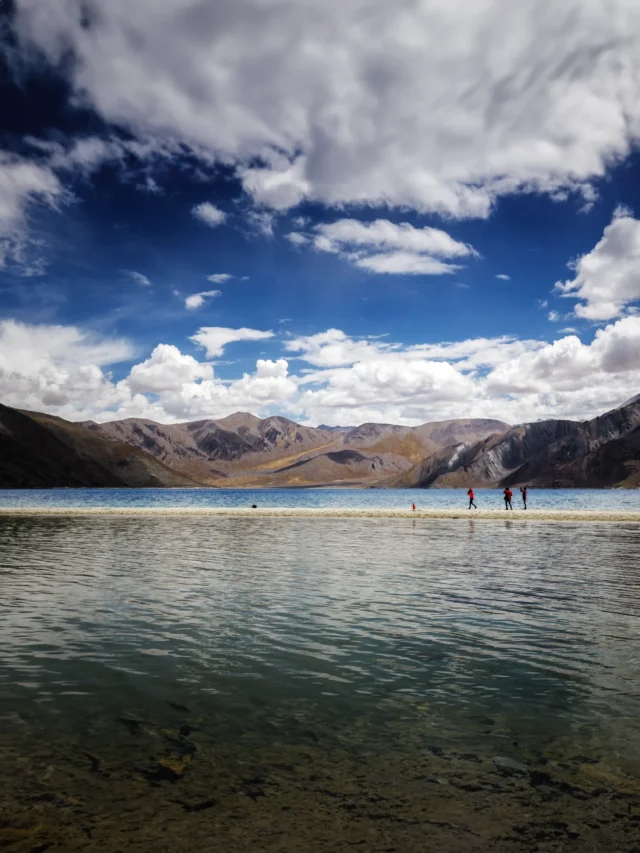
[{"xmin": 1, "ymin": 516, "xmax": 640, "ymax": 760}]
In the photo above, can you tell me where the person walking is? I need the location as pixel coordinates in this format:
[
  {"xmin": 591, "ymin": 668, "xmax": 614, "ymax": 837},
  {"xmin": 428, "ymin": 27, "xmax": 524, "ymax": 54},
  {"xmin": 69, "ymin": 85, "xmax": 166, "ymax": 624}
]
[
  {"xmin": 520, "ymin": 485, "xmax": 528, "ymax": 510},
  {"xmin": 467, "ymin": 487, "xmax": 477, "ymax": 509},
  {"xmin": 412, "ymin": 502, "xmax": 416, "ymax": 511},
  {"xmin": 503, "ymin": 487, "xmax": 513, "ymax": 510}
]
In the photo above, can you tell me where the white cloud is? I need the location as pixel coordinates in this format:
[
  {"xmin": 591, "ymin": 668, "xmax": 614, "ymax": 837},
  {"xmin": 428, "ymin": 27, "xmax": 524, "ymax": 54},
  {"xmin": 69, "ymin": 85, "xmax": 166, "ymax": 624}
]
[
  {"xmin": 313, "ymin": 218, "xmax": 475, "ymax": 275},
  {"xmin": 286, "ymin": 321, "xmax": 640, "ymax": 425},
  {"xmin": 125, "ymin": 270, "xmax": 151, "ymax": 287},
  {"xmin": 354, "ymin": 252, "xmax": 460, "ymax": 276},
  {"xmin": 190, "ymin": 326, "xmax": 275, "ymax": 358},
  {"xmin": 0, "ymin": 151, "xmax": 67, "ymax": 273},
  {"xmin": 240, "ymin": 158, "xmax": 310, "ymax": 210},
  {"xmin": 285, "ymin": 328, "xmax": 398, "ymax": 367},
  {"xmin": 246, "ymin": 210, "xmax": 275, "ymax": 237},
  {"xmin": 496, "ymin": 274, "xmax": 511, "ymax": 281},
  {"xmin": 127, "ymin": 344, "xmax": 213, "ymax": 393},
  {"xmin": 0, "ymin": 319, "xmax": 133, "ymax": 418},
  {"xmin": 2, "ymin": 318, "xmax": 639, "ymax": 425},
  {"xmin": 316, "ymin": 219, "xmax": 475, "ymax": 258},
  {"xmin": 548, "ymin": 310, "xmax": 560, "ymax": 322},
  {"xmin": 555, "ymin": 207, "xmax": 640, "ymax": 320},
  {"xmin": 185, "ymin": 289, "xmax": 221, "ymax": 310},
  {"xmin": 192, "ymin": 202, "xmax": 226, "ymax": 228},
  {"xmin": 286, "ymin": 232, "xmax": 308, "ymax": 246},
  {"xmin": 207, "ymin": 273, "xmax": 233, "ymax": 284},
  {"xmin": 13, "ymin": 0, "xmax": 640, "ymax": 218}
]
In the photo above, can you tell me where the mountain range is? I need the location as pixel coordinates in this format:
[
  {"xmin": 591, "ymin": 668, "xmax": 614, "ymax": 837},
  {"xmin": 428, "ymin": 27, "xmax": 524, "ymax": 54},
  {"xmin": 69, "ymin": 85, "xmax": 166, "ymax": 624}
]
[{"xmin": 0, "ymin": 395, "xmax": 638, "ymax": 489}]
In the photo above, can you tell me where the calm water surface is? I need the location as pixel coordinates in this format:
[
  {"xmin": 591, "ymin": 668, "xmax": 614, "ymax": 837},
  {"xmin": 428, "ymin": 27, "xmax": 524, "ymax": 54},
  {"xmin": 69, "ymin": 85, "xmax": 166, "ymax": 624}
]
[
  {"xmin": 0, "ymin": 485, "xmax": 639, "ymax": 511},
  {"xmin": 1, "ymin": 516, "xmax": 640, "ymax": 850}
]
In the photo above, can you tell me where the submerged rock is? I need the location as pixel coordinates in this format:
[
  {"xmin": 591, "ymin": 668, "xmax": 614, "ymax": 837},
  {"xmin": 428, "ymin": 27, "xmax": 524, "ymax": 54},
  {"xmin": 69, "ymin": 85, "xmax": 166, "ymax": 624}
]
[{"xmin": 493, "ymin": 756, "xmax": 529, "ymax": 776}]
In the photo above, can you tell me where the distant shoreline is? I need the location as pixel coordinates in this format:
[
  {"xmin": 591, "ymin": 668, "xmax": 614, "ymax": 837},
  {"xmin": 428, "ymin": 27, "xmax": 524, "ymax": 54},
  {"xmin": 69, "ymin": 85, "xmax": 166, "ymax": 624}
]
[{"xmin": 1, "ymin": 507, "xmax": 639, "ymax": 522}]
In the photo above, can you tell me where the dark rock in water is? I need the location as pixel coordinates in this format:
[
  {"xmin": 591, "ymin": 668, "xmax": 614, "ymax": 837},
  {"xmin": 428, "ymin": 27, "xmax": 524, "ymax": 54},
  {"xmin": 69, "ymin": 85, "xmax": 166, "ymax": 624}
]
[
  {"xmin": 179, "ymin": 797, "xmax": 217, "ymax": 813},
  {"xmin": 167, "ymin": 701, "xmax": 190, "ymax": 713},
  {"xmin": 427, "ymin": 745, "xmax": 445, "ymax": 757},
  {"xmin": 493, "ymin": 756, "xmax": 529, "ymax": 776},
  {"xmin": 116, "ymin": 717, "xmax": 144, "ymax": 736},
  {"xmin": 140, "ymin": 758, "xmax": 189, "ymax": 784},
  {"xmin": 164, "ymin": 735, "xmax": 197, "ymax": 757},
  {"xmin": 571, "ymin": 754, "xmax": 599, "ymax": 764},
  {"xmin": 530, "ymin": 770, "xmax": 554, "ymax": 787},
  {"xmin": 237, "ymin": 775, "xmax": 268, "ymax": 800}
]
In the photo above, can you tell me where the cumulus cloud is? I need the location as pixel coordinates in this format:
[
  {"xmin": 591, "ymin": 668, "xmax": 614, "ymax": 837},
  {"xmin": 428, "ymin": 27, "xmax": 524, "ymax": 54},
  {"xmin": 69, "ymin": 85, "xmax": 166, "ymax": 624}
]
[
  {"xmin": 286, "ymin": 321, "xmax": 640, "ymax": 425},
  {"xmin": 190, "ymin": 326, "xmax": 275, "ymax": 358},
  {"xmin": 192, "ymin": 202, "xmax": 226, "ymax": 228},
  {"xmin": 12, "ymin": 0, "xmax": 640, "ymax": 218},
  {"xmin": 285, "ymin": 328, "xmax": 399, "ymax": 367},
  {"xmin": 239, "ymin": 158, "xmax": 310, "ymax": 210},
  {"xmin": 127, "ymin": 344, "xmax": 213, "ymax": 393},
  {"xmin": 0, "ymin": 319, "xmax": 133, "ymax": 418},
  {"xmin": 1, "ymin": 318, "xmax": 639, "ymax": 425},
  {"xmin": 184, "ymin": 290, "xmax": 221, "ymax": 310},
  {"xmin": 555, "ymin": 207, "xmax": 640, "ymax": 320},
  {"xmin": 125, "ymin": 270, "xmax": 151, "ymax": 287},
  {"xmin": 313, "ymin": 218, "xmax": 475, "ymax": 275},
  {"xmin": 207, "ymin": 273, "xmax": 232, "ymax": 284},
  {"xmin": 496, "ymin": 274, "xmax": 511, "ymax": 281}
]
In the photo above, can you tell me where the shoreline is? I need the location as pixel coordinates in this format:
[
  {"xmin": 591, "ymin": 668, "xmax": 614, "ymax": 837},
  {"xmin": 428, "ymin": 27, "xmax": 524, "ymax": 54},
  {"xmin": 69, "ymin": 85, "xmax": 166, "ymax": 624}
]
[{"xmin": 0, "ymin": 507, "xmax": 639, "ymax": 522}]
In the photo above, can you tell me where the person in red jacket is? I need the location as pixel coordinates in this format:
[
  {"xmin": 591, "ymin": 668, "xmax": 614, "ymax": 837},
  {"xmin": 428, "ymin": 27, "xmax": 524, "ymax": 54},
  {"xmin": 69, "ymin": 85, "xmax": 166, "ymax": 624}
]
[
  {"xmin": 503, "ymin": 487, "xmax": 513, "ymax": 510},
  {"xmin": 467, "ymin": 487, "xmax": 477, "ymax": 509},
  {"xmin": 520, "ymin": 485, "xmax": 528, "ymax": 509}
]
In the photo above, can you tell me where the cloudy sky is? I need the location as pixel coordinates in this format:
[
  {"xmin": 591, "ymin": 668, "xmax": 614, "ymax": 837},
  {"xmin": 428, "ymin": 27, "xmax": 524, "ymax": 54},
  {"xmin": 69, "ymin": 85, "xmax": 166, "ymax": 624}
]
[{"xmin": 1, "ymin": 0, "xmax": 640, "ymax": 427}]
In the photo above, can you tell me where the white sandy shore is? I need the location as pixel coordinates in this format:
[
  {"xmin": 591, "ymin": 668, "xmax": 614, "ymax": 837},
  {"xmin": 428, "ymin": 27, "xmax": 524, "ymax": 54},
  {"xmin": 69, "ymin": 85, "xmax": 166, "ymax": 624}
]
[{"xmin": 0, "ymin": 507, "xmax": 638, "ymax": 522}]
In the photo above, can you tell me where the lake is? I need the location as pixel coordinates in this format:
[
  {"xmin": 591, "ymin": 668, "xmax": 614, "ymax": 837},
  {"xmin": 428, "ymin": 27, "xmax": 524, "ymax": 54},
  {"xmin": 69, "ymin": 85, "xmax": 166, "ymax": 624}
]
[
  {"xmin": 1, "ymin": 513, "xmax": 640, "ymax": 850},
  {"xmin": 0, "ymin": 485, "xmax": 640, "ymax": 511}
]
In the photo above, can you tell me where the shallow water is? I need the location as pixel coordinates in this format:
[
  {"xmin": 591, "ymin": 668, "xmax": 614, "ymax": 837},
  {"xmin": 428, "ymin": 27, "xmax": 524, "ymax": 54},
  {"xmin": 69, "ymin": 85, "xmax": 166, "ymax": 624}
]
[
  {"xmin": 0, "ymin": 485, "xmax": 639, "ymax": 512},
  {"xmin": 1, "ymin": 516, "xmax": 640, "ymax": 851}
]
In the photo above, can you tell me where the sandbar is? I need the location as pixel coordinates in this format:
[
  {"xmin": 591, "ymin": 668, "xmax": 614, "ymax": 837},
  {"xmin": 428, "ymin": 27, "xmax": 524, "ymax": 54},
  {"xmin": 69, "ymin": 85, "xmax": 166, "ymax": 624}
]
[{"xmin": 0, "ymin": 507, "xmax": 639, "ymax": 522}]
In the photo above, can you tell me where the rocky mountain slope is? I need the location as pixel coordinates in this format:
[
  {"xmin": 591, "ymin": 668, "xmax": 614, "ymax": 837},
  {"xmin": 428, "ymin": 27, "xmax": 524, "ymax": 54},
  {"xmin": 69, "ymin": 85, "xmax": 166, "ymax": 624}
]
[
  {"xmin": 82, "ymin": 415, "xmax": 510, "ymax": 487},
  {"xmin": 386, "ymin": 397, "xmax": 640, "ymax": 489},
  {"xmin": 2, "ymin": 397, "xmax": 638, "ymax": 489},
  {"xmin": 0, "ymin": 404, "xmax": 198, "ymax": 488}
]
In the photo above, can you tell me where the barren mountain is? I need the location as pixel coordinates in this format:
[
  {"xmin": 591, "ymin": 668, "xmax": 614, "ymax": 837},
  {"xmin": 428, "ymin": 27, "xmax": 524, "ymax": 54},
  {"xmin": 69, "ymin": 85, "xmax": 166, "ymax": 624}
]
[
  {"xmin": 83, "ymin": 414, "xmax": 510, "ymax": 487},
  {"xmin": 81, "ymin": 414, "xmax": 337, "ymax": 484},
  {"xmin": 387, "ymin": 397, "xmax": 640, "ymax": 489},
  {"xmin": 2, "ymin": 399, "xmax": 638, "ymax": 489},
  {"xmin": 0, "ymin": 405, "xmax": 198, "ymax": 488}
]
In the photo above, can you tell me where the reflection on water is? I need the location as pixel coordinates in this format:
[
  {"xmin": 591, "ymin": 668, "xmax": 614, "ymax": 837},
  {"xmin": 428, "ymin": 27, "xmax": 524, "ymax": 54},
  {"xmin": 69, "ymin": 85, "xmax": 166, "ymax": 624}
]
[{"xmin": 1, "ymin": 517, "xmax": 640, "ymax": 851}]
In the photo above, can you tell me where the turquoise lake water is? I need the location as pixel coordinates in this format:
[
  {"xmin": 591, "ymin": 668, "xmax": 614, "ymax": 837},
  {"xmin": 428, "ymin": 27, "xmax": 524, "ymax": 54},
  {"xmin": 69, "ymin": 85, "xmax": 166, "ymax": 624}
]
[
  {"xmin": 0, "ymin": 485, "xmax": 639, "ymax": 510},
  {"xmin": 1, "ymin": 513, "xmax": 639, "ymax": 849}
]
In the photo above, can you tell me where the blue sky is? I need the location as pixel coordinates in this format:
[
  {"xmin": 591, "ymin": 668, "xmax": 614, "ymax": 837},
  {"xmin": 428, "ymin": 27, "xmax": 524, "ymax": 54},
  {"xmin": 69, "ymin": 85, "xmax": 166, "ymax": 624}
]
[{"xmin": 1, "ymin": 0, "xmax": 640, "ymax": 427}]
